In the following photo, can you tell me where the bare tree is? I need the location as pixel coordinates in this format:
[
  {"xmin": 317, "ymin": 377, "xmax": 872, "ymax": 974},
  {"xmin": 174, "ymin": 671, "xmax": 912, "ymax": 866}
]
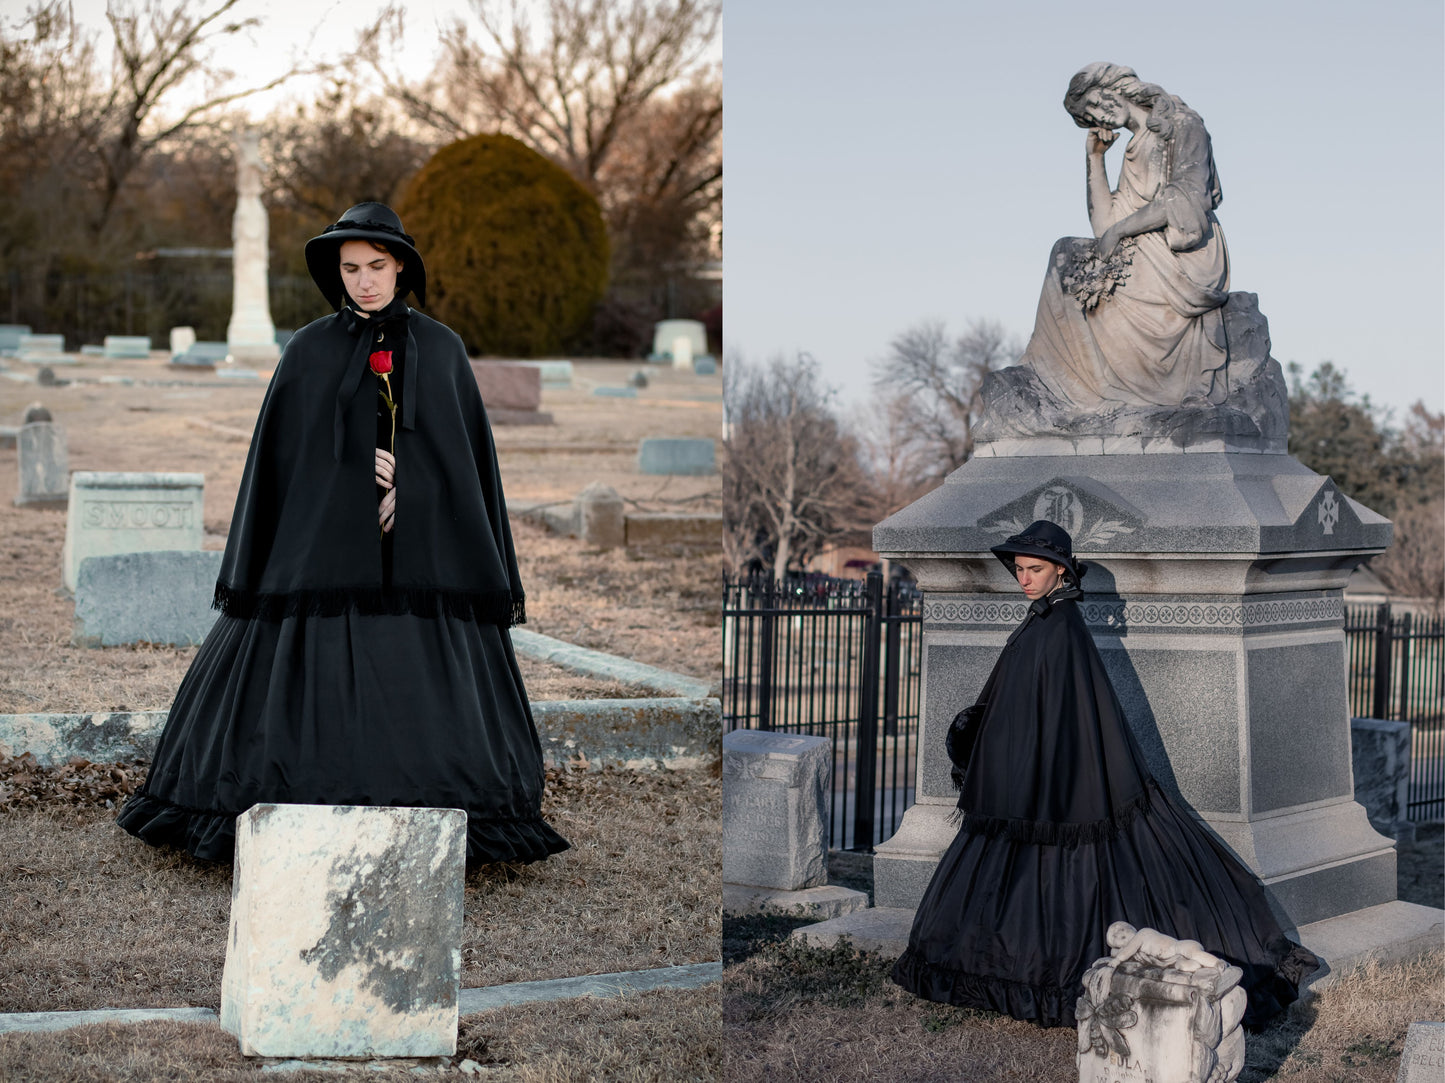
[
  {"xmin": 872, "ymin": 318, "xmax": 1020, "ymax": 485},
  {"xmin": 849, "ymin": 393, "xmax": 944, "ymax": 519},
  {"xmin": 723, "ymin": 354, "xmax": 875, "ymax": 578}
]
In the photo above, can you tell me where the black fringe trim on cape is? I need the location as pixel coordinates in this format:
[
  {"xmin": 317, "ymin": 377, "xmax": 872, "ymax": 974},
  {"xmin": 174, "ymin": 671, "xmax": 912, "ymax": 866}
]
[
  {"xmin": 955, "ymin": 782, "xmax": 1156, "ymax": 846},
  {"xmin": 891, "ymin": 948, "xmax": 1079, "ymax": 1028},
  {"xmin": 213, "ymin": 582, "xmax": 525, "ymax": 627}
]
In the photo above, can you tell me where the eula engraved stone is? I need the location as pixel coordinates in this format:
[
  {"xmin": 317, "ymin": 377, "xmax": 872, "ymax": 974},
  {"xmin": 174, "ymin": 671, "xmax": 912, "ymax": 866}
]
[
  {"xmin": 1398, "ymin": 1021, "xmax": 1445, "ymax": 1083},
  {"xmin": 722, "ymin": 729, "xmax": 831, "ymax": 890},
  {"xmin": 61, "ymin": 471, "xmax": 203, "ymax": 591},
  {"xmin": 221, "ymin": 803, "xmax": 466, "ymax": 1058},
  {"xmin": 1076, "ymin": 923, "xmax": 1247, "ymax": 1083}
]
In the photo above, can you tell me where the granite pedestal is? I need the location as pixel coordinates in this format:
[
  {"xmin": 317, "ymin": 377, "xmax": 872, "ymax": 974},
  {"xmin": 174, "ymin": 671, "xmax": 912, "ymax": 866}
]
[{"xmin": 872, "ymin": 445, "xmax": 1403, "ymax": 934}]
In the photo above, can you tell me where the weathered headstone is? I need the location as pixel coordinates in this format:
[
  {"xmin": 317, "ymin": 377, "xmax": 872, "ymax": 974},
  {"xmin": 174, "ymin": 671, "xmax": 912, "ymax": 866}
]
[
  {"xmin": 221, "ymin": 803, "xmax": 466, "ymax": 1058},
  {"xmin": 169, "ymin": 327, "xmax": 197, "ymax": 356},
  {"xmin": 22, "ymin": 403, "xmax": 51, "ymax": 424},
  {"xmin": 722, "ymin": 729, "xmax": 831, "ymax": 890},
  {"xmin": 17, "ymin": 334, "xmax": 67, "ymax": 363},
  {"xmin": 1076, "ymin": 924, "xmax": 1247, "ymax": 1083},
  {"xmin": 73, "ymin": 550, "xmax": 224, "ymax": 647},
  {"xmin": 592, "ymin": 386, "xmax": 637, "ymax": 398},
  {"xmin": 470, "ymin": 361, "xmax": 543, "ymax": 411},
  {"xmin": 523, "ymin": 360, "xmax": 573, "ymax": 388},
  {"xmin": 637, "ymin": 437, "xmax": 716, "ymax": 476},
  {"xmin": 0, "ymin": 324, "xmax": 31, "ymax": 354},
  {"xmin": 103, "ymin": 335, "xmax": 151, "ymax": 359},
  {"xmin": 61, "ymin": 472, "xmax": 204, "ymax": 591},
  {"xmin": 694, "ymin": 356, "xmax": 718, "ymax": 376},
  {"xmin": 15, "ymin": 422, "xmax": 68, "ymax": 507},
  {"xmin": 630, "ymin": 370, "xmax": 649, "ymax": 389},
  {"xmin": 1398, "ymin": 1022, "xmax": 1445, "ymax": 1083},
  {"xmin": 1351, "ymin": 717, "xmax": 1413, "ymax": 841},
  {"xmin": 651, "ymin": 319, "xmax": 707, "ymax": 362},
  {"xmin": 577, "ymin": 482, "xmax": 625, "ymax": 549}
]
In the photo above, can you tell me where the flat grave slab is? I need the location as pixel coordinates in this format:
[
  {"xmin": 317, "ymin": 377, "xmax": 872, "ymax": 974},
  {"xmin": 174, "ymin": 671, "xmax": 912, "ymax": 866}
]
[
  {"xmin": 0, "ymin": 324, "xmax": 31, "ymax": 354},
  {"xmin": 61, "ymin": 471, "xmax": 204, "ymax": 591},
  {"xmin": 17, "ymin": 334, "xmax": 66, "ymax": 363},
  {"xmin": 221, "ymin": 803, "xmax": 466, "ymax": 1058}
]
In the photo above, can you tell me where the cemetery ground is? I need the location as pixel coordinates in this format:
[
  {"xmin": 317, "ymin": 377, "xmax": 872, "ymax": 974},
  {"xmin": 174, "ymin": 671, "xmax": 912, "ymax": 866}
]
[
  {"xmin": 0, "ymin": 355, "xmax": 722, "ymax": 1078},
  {"xmin": 723, "ymin": 840, "xmax": 1444, "ymax": 1082},
  {"xmin": 0, "ymin": 355, "xmax": 721, "ymax": 711}
]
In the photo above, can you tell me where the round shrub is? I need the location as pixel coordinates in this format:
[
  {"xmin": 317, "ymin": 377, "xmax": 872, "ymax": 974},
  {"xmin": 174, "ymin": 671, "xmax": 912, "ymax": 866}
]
[{"xmin": 397, "ymin": 134, "xmax": 609, "ymax": 357}]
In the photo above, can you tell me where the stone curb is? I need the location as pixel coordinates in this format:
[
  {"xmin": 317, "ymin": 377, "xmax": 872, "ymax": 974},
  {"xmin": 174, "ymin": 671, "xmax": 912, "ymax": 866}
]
[
  {"xmin": 0, "ymin": 963, "xmax": 723, "ymax": 1037},
  {"xmin": 510, "ymin": 628, "xmax": 717, "ymax": 699},
  {"xmin": 0, "ymin": 697, "xmax": 720, "ymax": 771}
]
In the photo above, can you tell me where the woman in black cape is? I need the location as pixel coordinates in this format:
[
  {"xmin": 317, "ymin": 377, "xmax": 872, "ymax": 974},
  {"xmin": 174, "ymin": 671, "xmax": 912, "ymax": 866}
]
[
  {"xmin": 118, "ymin": 203, "xmax": 569, "ymax": 866},
  {"xmin": 890, "ymin": 520, "xmax": 1317, "ymax": 1028}
]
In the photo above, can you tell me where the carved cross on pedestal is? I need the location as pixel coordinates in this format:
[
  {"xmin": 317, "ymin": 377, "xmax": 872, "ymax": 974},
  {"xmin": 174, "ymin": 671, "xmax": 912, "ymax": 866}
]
[{"xmin": 1318, "ymin": 490, "xmax": 1340, "ymax": 535}]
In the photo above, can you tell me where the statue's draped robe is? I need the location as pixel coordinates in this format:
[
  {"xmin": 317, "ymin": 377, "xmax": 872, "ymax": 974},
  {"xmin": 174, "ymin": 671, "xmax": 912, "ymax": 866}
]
[{"xmin": 1025, "ymin": 102, "xmax": 1230, "ymax": 408}]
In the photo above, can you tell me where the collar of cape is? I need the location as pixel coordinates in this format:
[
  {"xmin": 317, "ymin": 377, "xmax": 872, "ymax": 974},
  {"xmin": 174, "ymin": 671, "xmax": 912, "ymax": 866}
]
[{"xmin": 333, "ymin": 296, "xmax": 418, "ymax": 460}]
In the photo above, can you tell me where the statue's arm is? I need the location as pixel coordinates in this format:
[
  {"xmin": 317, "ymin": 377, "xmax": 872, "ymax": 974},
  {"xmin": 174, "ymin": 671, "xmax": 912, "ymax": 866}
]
[
  {"xmin": 1097, "ymin": 200, "xmax": 1169, "ymax": 256},
  {"xmin": 1085, "ymin": 129, "xmax": 1119, "ymax": 235}
]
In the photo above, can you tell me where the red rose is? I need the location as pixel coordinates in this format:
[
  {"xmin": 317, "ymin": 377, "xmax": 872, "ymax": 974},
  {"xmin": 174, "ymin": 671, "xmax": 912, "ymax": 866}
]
[{"xmin": 369, "ymin": 350, "xmax": 394, "ymax": 375}]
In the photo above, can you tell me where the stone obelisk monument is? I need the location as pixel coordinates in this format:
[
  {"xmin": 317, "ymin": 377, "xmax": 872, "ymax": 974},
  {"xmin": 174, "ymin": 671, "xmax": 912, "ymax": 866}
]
[
  {"xmin": 226, "ymin": 129, "xmax": 279, "ymax": 366},
  {"xmin": 806, "ymin": 62, "xmax": 1443, "ymax": 972}
]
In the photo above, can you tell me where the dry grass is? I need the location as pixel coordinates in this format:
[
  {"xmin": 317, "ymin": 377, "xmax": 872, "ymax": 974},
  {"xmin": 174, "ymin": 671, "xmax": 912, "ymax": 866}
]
[
  {"xmin": 0, "ymin": 358, "xmax": 720, "ymax": 714},
  {"xmin": 0, "ymin": 985, "xmax": 720, "ymax": 1082},
  {"xmin": 0, "ymin": 763, "xmax": 720, "ymax": 1014},
  {"xmin": 722, "ymin": 916, "xmax": 1445, "ymax": 1083}
]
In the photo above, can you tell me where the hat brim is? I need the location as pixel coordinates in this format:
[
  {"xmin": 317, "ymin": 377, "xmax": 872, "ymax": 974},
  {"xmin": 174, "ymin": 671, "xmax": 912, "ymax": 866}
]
[
  {"xmin": 990, "ymin": 543, "xmax": 1084, "ymax": 583},
  {"xmin": 304, "ymin": 229, "xmax": 427, "ymax": 309}
]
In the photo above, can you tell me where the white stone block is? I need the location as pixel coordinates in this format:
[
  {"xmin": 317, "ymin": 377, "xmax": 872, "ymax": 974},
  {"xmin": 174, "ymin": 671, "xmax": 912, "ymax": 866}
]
[
  {"xmin": 169, "ymin": 327, "xmax": 197, "ymax": 356},
  {"xmin": 1399, "ymin": 1021, "xmax": 1445, "ymax": 1083},
  {"xmin": 61, "ymin": 471, "xmax": 203, "ymax": 591},
  {"xmin": 221, "ymin": 803, "xmax": 467, "ymax": 1059},
  {"xmin": 722, "ymin": 729, "xmax": 831, "ymax": 890}
]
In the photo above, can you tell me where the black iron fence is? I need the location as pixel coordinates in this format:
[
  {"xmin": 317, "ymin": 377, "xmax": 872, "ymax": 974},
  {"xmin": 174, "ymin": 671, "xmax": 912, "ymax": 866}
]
[
  {"xmin": 725, "ymin": 584, "xmax": 1445, "ymax": 848},
  {"xmin": 722, "ymin": 571, "xmax": 922, "ymax": 850},
  {"xmin": 1345, "ymin": 604, "xmax": 1445, "ymax": 820}
]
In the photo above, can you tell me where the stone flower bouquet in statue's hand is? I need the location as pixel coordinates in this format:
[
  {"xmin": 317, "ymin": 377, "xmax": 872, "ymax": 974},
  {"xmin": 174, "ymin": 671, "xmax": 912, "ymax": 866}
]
[
  {"xmin": 1059, "ymin": 235, "xmax": 1136, "ymax": 310},
  {"xmin": 371, "ymin": 350, "xmax": 398, "ymax": 534}
]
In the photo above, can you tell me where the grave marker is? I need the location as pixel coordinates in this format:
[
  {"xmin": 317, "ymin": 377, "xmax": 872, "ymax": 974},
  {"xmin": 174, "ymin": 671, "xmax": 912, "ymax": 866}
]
[
  {"xmin": 15, "ymin": 422, "xmax": 68, "ymax": 507},
  {"xmin": 73, "ymin": 550, "xmax": 223, "ymax": 647},
  {"xmin": 722, "ymin": 729, "xmax": 831, "ymax": 890},
  {"xmin": 651, "ymin": 319, "xmax": 707, "ymax": 362},
  {"xmin": 61, "ymin": 472, "xmax": 204, "ymax": 591},
  {"xmin": 220, "ymin": 803, "xmax": 466, "ymax": 1058},
  {"xmin": 470, "ymin": 362, "xmax": 543, "ymax": 411},
  {"xmin": 17, "ymin": 334, "xmax": 67, "ymax": 363},
  {"xmin": 169, "ymin": 327, "xmax": 197, "ymax": 356},
  {"xmin": 1399, "ymin": 1022, "xmax": 1445, "ymax": 1083},
  {"xmin": 637, "ymin": 437, "xmax": 716, "ymax": 476},
  {"xmin": 103, "ymin": 335, "xmax": 151, "ymax": 359},
  {"xmin": 0, "ymin": 325, "xmax": 31, "ymax": 354},
  {"xmin": 577, "ymin": 482, "xmax": 625, "ymax": 549}
]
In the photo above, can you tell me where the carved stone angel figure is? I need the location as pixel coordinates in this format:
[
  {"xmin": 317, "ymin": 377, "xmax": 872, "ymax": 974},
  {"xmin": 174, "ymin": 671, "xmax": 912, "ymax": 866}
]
[{"xmin": 1023, "ymin": 63, "xmax": 1230, "ymax": 409}]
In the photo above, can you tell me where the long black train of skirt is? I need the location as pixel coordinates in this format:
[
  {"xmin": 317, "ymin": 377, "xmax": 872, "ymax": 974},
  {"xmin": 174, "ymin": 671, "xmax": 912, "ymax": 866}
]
[
  {"xmin": 117, "ymin": 609, "xmax": 569, "ymax": 864},
  {"xmin": 890, "ymin": 780, "xmax": 1319, "ymax": 1029}
]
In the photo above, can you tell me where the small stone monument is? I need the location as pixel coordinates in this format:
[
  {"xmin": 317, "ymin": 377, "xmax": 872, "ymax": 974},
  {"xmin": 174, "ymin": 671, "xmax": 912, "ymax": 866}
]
[
  {"xmin": 577, "ymin": 482, "xmax": 625, "ymax": 549},
  {"xmin": 672, "ymin": 333, "xmax": 694, "ymax": 371},
  {"xmin": 72, "ymin": 550, "xmax": 223, "ymax": 647},
  {"xmin": 1399, "ymin": 1022, "xmax": 1445, "ymax": 1083},
  {"xmin": 169, "ymin": 326, "xmax": 197, "ymax": 357},
  {"xmin": 723, "ymin": 729, "xmax": 831, "ymax": 890},
  {"xmin": 221, "ymin": 803, "xmax": 466, "ymax": 1058},
  {"xmin": 15, "ymin": 417, "xmax": 68, "ymax": 507},
  {"xmin": 103, "ymin": 335, "xmax": 151, "ymax": 359},
  {"xmin": 1076, "ymin": 923, "xmax": 1247, "ymax": 1083},
  {"xmin": 651, "ymin": 319, "xmax": 707, "ymax": 364},
  {"xmin": 61, "ymin": 472, "xmax": 204, "ymax": 591},
  {"xmin": 637, "ymin": 437, "xmax": 716, "ymax": 476},
  {"xmin": 226, "ymin": 129, "xmax": 279, "ymax": 366}
]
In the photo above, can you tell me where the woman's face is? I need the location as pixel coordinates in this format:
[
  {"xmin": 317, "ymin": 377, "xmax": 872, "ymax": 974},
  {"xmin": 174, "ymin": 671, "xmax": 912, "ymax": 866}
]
[
  {"xmin": 339, "ymin": 239, "xmax": 404, "ymax": 312},
  {"xmin": 1012, "ymin": 556, "xmax": 1064, "ymax": 601},
  {"xmin": 1079, "ymin": 87, "xmax": 1129, "ymax": 130}
]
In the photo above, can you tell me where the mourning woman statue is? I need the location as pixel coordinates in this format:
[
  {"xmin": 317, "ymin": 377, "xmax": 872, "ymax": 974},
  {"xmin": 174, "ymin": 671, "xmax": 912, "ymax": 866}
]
[{"xmin": 1021, "ymin": 63, "xmax": 1231, "ymax": 410}]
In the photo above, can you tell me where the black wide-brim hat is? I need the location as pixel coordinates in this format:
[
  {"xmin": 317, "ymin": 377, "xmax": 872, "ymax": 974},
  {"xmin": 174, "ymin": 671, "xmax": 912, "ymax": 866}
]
[
  {"xmin": 304, "ymin": 202, "xmax": 426, "ymax": 309},
  {"xmin": 990, "ymin": 519, "xmax": 1088, "ymax": 583}
]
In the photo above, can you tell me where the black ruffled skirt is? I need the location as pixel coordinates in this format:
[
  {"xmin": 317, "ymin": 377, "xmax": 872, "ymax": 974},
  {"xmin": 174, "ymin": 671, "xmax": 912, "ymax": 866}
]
[
  {"xmin": 890, "ymin": 780, "xmax": 1317, "ymax": 1028},
  {"xmin": 117, "ymin": 610, "xmax": 569, "ymax": 865}
]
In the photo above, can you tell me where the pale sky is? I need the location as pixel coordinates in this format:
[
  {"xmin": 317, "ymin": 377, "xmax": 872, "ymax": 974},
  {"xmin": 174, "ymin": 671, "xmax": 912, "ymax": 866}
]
[{"xmin": 723, "ymin": 0, "xmax": 1445, "ymax": 422}]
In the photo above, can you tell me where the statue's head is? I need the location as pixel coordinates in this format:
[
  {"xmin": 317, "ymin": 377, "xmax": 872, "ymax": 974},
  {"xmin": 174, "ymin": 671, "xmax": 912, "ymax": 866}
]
[
  {"xmin": 1064, "ymin": 63, "xmax": 1157, "ymax": 129},
  {"xmin": 1106, "ymin": 921, "xmax": 1136, "ymax": 949}
]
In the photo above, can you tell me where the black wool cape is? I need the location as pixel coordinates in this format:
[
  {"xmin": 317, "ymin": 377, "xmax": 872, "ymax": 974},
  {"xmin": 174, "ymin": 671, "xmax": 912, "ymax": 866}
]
[
  {"xmin": 891, "ymin": 589, "xmax": 1318, "ymax": 1028},
  {"xmin": 216, "ymin": 307, "xmax": 524, "ymax": 625}
]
